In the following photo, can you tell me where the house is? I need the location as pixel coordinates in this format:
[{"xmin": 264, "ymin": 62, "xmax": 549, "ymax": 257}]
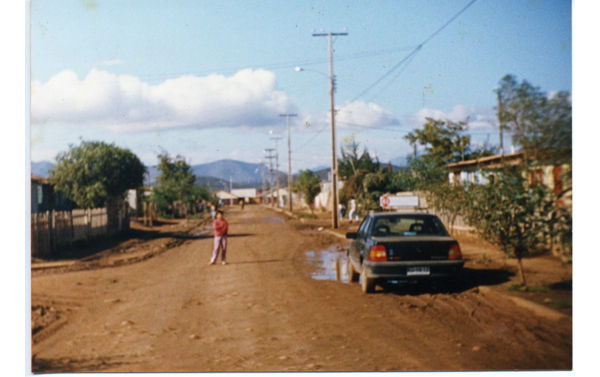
[
  {"xmin": 314, "ymin": 180, "xmax": 344, "ymax": 211},
  {"xmin": 449, "ymin": 151, "xmax": 568, "ymax": 190},
  {"xmin": 213, "ymin": 189, "xmax": 239, "ymax": 205},
  {"xmin": 31, "ymin": 176, "xmax": 72, "ymax": 214},
  {"xmin": 447, "ymin": 151, "xmax": 571, "ymax": 209},
  {"xmin": 231, "ymin": 188, "xmax": 261, "ymax": 204}
]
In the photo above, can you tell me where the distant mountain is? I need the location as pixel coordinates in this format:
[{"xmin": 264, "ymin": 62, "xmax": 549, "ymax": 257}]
[
  {"xmin": 146, "ymin": 159, "xmax": 287, "ymax": 188},
  {"xmin": 31, "ymin": 161, "xmax": 54, "ymax": 177},
  {"xmin": 389, "ymin": 155, "xmax": 409, "ymax": 167},
  {"xmin": 309, "ymin": 165, "xmax": 330, "ymax": 173}
]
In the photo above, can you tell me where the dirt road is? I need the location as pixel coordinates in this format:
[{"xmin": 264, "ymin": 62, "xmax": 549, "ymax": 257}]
[{"xmin": 31, "ymin": 205, "xmax": 571, "ymax": 372}]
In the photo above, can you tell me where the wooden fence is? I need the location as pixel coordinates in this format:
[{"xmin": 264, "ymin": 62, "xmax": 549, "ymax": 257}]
[{"xmin": 31, "ymin": 202, "xmax": 130, "ymax": 257}]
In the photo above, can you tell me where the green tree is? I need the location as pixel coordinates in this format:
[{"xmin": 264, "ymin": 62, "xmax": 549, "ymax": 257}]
[
  {"xmin": 50, "ymin": 141, "xmax": 146, "ymax": 208},
  {"xmin": 497, "ymin": 74, "xmax": 572, "ymax": 163},
  {"xmin": 338, "ymin": 137, "xmax": 379, "ymax": 180},
  {"xmin": 404, "ymin": 118, "xmax": 471, "ymax": 166},
  {"xmin": 152, "ymin": 153, "xmax": 197, "ymax": 215},
  {"xmin": 389, "ymin": 166, "xmax": 417, "ymax": 193},
  {"xmin": 464, "ymin": 163, "xmax": 553, "ymax": 285},
  {"xmin": 295, "ymin": 170, "xmax": 321, "ymax": 214}
]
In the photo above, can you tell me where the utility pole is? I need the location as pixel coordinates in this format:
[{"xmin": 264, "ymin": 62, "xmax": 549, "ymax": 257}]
[
  {"xmin": 270, "ymin": 135, "xmax": 283, "ymax": 208},
  {"xmin": 264, "ymin": 149, "xmax": 275, "ymax": 205},
  {"xmin": 496, "ymin": 88, "xmax": 504, "ymax": 156},
  {"xmin": 260, "ymin": 160, "xmax": 266, "ymax": 203},
  {"xmin": 313, "ymin": 30, "xmax": 347, "ymax": 229},
  {"xmin": 280, "ymin": 113, "xmax": 297, "ymax": 213},
  {"xmin": 228, "ymin": 175, "xmax": 233, "ymax": 205}
]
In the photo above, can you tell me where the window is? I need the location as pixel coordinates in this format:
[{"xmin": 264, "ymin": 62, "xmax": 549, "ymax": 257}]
[
  {"xmin": 553, "ymin": 166, "xmax": 563, "ymax": 196},
  {"xmin": 371, "ymin": 216, "xmax": 448, "ymax": 237},
  {"xmin": 357, "ymin": 217, "xmax": 371, "ymax": 239},
  {"xmin": 37, "ymin": 185, "xmax": 43, "ymax": 204},
  {"xmin": 529, "ymin": 169, "xmax": 544, "ymax": 187}
]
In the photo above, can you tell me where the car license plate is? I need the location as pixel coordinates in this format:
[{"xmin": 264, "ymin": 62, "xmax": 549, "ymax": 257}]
[{"xmin": 407, "ymin": 266, "xmax": 430, "ymax": 276}]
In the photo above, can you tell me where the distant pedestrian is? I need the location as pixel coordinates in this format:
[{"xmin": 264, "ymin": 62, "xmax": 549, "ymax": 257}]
[
  {"xmin": 210, "ymin": 204, "xmax": 217, "ymax": 220},
  {"xmin": 209, "ymin": 210, "xmax": 228, "ymax": 265},
  {"xmin": 338, "ymin": 202, "xmax": 345, "ymax": 220},
  {"xmin": 348, "ymin": 197, "xmax": 359, "ymax": 223},
  {"xmin": 240, "ymin": 198, "xmax": 245, "ymax": 210}
]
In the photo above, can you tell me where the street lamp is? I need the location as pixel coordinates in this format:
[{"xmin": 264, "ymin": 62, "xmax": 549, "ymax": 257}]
[{"xmin": 296, "ymin": 64, "xmax": 340, "ymax": 228}]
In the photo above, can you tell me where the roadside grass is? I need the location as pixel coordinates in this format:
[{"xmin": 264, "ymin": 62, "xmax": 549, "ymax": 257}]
[
  {"xmin": 506, "ymin": 284, "xmax": 551, "ymax": 293},
  {"xmin": 295, "ymin": 212, "xmax": 316, "ymax": 219},
  {"xmin": 545, "ymin": 299, "xmax": 572, "ymax": 309}
]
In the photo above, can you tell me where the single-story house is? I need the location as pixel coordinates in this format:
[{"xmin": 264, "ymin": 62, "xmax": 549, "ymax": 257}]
[
  {"xmin": 447, "ymin": 151, "xmax": 571, "ymax": 206},
  {"xmin": 231, "ymin": 188, "xmax": 261, "ymax": 204},
  {"xmin": 31, "ymin": 176, "xmax": 72, "ymax": 214},
  {"xmin": 213, "ymin": 189, "xmax": 239, "ymax": 205}
]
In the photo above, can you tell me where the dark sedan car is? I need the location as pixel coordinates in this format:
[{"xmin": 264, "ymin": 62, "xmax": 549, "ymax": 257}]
[{"xmin": 346, "ymin": 212, "xmax": 464, "ymax": 293}]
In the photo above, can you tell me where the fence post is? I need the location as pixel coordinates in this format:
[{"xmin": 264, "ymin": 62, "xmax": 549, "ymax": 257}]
[
  {"xmin": 87, "ymin": 208, "xmax": 91, "ymax": 241},
  {"xmin": 49, "ymin": 210, "xmax": 55, "ymax": 254}
]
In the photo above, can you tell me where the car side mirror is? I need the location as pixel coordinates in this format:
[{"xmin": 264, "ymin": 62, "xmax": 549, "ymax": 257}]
[{"xmin": 346, "ymin": 232, "xmax": 357, "ymax": 239}]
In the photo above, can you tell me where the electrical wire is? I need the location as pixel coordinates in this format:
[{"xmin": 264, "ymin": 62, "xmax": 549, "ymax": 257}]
[
  {"xmin": 350, "ymin": 0, "xmax": 479, "ymax": 102},
  {"xmin": 138, "ymin": 44, "xmax": 419, "ymax": 84}
]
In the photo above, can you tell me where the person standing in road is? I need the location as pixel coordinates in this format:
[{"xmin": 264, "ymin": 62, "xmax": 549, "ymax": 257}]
[
  {"xmin": 209, "ymin": 210, "xmax": 228, "ymax": 265},
  {"xmin": 348, "ymin": 197, "xmax": 359, "ymax": 223},
  {"xmin": 210, "ymin": 204, "xmax": 217, "ymax": 220}
]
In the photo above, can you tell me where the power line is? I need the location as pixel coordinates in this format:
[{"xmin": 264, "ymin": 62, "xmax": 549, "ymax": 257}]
[
  {"xmin": 137, "ymin": 45, "xmax": 419, "ymax": 84},
  {"xmin": 350, "ymin": 0, "xmax": 479, "ymax": 102},
  {"xmin": 366, "ymin": 52, "xmax": 419, "ymax": 103}
]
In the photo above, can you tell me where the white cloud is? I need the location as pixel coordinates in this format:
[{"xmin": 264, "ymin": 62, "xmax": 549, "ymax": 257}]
[
  {"xmin": 407, "ymin": 104, "xmax": 497, "ymax": 130},
  {"xmin": 337, "ymin": 100, "xmax": 400, "ymax": 129},
  {"xmin": 297, "ymin": 100, "xmax": 399, "ymax": 133},
  {"xmin": 31, "ymin": 68, "xmax": 296, "ymax": 131},
  {"xmin": 100, "ymin": 59, "xmax": 123, "ymax": 66}
]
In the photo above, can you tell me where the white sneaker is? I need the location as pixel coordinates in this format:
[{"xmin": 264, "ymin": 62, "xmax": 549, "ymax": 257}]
[
  {"xmin": 208, "ymin": 259, "xmax": 216, "ymax": 265},
  {"xmin": 222, "ymin": 261, "xmax": 227, "ymax": 265}
]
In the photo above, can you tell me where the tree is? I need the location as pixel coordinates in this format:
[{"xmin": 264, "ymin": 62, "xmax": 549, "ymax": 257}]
[
  {"xmin": 151, "ymin": 152, "xmax": 197, "ymax": 215},
  {"xmin": 497, "ymin": 74, "xmax": 571, "ymax": 163},
  {"xmin": 295, "ymin": 170, "xmax": 321, "ymax": 214},
  {"xmin": 50, "ymin": 141, "xmax": 146, "ymax": 208},
  {"xmin": 338, "ymin": 137, "xmax": 379, "ymax": 180},
  {"xmin": 404, "ymin": 118, "xmax": 471, "ymax": 166},
  {"xmin": 464, "ymin": 163, "xmax": 553, "ymax": 285}
]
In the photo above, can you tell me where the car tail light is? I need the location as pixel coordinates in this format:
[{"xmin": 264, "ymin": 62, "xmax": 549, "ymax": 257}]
[
  {"xmin": 369, "ymin": 245, "xmax": 387, "ymax": 262},
  {"xmin": 449, "ymin": 243, "xmax": 462, "ymax": 260}
]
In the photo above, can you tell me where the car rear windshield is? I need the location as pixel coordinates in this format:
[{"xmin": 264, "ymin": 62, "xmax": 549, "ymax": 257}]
[{"xmin": 371, "ymin": 215, "xmax": 448, "ymax": 237}]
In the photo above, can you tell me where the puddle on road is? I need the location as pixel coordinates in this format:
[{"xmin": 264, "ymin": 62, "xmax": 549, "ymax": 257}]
[
  {"xmin": 262, "ymin": 217, "xmax": 285, "ymax": 223},
  {"xmin": 305, "ymin": 246, "xmax": 349, "ymax": 283},
  {"xmin": 193, "ymin": 225, "xmax": 213, "ymax": 238}
]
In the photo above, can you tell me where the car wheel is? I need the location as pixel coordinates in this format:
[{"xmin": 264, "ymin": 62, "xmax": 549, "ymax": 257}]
[
  {"xmin": 361, "ymin": 266, "xmax": 375, "ymax": 293},
  {"xmin": 348, "ymin": 259, "xmax": 360, "ymax": 283}
]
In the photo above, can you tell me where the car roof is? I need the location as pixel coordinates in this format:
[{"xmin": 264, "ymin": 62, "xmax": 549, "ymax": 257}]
[{"xmin": 369, "ymin": 212, "xmax": 437, "ymax": 217}]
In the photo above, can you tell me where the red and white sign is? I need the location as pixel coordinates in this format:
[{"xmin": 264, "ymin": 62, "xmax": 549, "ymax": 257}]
[
  {"xmin": 380, "ymin": 196, "xmax": 391, "ymax": 207},
  {"xmin": 379, "ymin": 195, "xmax": 419, "ymax": 208}
]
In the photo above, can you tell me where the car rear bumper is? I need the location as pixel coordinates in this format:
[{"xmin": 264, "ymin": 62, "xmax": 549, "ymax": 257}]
[{"xmin": 362, "ymin": 260, "xmax": 465, "ymax": 279}]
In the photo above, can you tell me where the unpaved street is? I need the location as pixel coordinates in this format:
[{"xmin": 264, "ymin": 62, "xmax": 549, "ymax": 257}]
[{"xmin": 31, "ymin": 205, "xmax": 571, "ymax": 372}]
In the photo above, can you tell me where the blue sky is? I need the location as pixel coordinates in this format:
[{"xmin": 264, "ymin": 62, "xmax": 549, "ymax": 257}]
[{"xmin": 30, "ymin": 0, "xmax": 572, "ymax": 171}]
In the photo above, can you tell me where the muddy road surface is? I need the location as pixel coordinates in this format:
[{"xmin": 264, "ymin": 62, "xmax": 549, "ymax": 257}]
[{"xmin": 31, "ymin": 205, "xmax": 571, "ymax": 372}]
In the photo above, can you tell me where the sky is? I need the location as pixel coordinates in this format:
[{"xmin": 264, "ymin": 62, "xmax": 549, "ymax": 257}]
[{"xmin": 29, "ymin": 0, "xmax": 572, "ymax": 172}]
